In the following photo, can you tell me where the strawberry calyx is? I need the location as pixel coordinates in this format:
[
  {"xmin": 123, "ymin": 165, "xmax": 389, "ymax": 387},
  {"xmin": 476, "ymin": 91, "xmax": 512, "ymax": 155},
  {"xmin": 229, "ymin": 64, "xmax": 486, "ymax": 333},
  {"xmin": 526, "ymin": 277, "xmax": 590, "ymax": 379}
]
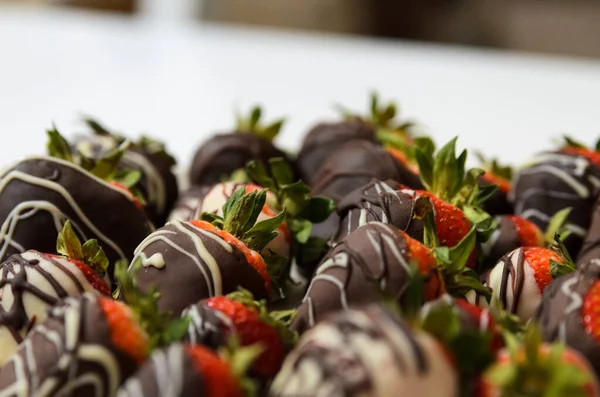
[
  {"xmin": 483, "ymin": 325, "xmax": 593, "ymax": 397},
  {"xmin": 244, "ymin": 157, "xmax": 335, "ymax": 267},
  {"xmin": 415, "ymin": 198, "xmax": 491, "ymax": 300},
  {"xmin": 549, "ymin": 233, "xmax": 577, "ymax": 279},
  {"xmin": 226, "ymin": 288, "xmax": 298, "ymax": 347},
  {"xmin": 191, "ymin": 220, "xmax": 272, "ymax": 294},
  {"xmin": 235, "ymin": 105, "xmax": 285, "ymax": 142},
  {"xmin": 419, "ymin": 295, "xmax": 497, "ymax": 396},
  {"xmin": 84, "ymin": 116, "xmax": 177, "ymax": 169},
  {"xmin": 415, "ymin": 137, "xmax": 497, "ymax": 209},
  {"xmin": 56, "ymin": 220, "xmax": 109, "ymax": 279},
  {"xmin": 115, "ymin": 259, "xmax": 191, "ymax": 354},
  {"xmin": 196, "ymin": 187, "xmax": 289, "ymax": 293},
  {"xmin": 47, "ymin": 126, "xmax": 147, "ymax": 206},
  {"xmin": 544, "ymin": 207, "xmax": 573, "ymax": 247},
  {"xmin": 218, "ymin": 337, "xmax": 264, "ymax": 397}
]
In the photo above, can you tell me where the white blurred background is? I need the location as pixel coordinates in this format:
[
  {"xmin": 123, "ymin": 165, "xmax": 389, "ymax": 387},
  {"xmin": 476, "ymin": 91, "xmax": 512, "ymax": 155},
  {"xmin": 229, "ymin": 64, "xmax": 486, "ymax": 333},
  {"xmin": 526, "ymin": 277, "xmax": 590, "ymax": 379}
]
[{"xmin": 1, "ymin": 0, "xmax": 600, "ymax": 168}]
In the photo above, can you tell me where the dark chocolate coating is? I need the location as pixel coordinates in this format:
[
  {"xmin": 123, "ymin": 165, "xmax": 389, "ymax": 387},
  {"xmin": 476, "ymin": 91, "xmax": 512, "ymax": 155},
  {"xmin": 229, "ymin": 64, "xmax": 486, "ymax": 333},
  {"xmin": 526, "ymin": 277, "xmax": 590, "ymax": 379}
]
[
  {"xmin": 116, "ymin": 344, "xmax": 206, "ymax": 397},
  {"xmin": 533, "ymin": 259, "xmax": 600, "ymax": 377},
  {"xmin": 479, "ymin": 176, "xmax": 513, "ymax": 216},
  {"xmin": 510, "ymin": 151, "xmax": 600, "ymax": 257},
  {"xmin": 292, "ymin": 222, "xmax": 442, "ymax": 334},
  {"xmin": 481, "ymin": 216, "xmax": 521, "ymax": 269},
  {"xmin": 0, "ymin": 157, "xmax": 153, "ymax": 276},
  {"xmin": 0, "ymin": 293, "xmax": 139, "ymax": 396},
  {"xmin": 73, "ymin": 134, "xmax": 179, "ymax": 228},
  {"xmin": 189, "ymin": 133, "xmax": 294, "ymax": 186},
  {"xmin": 577, "ymin": 195, "xmax": 600, "ymax": 266},
  {"xmin": 181, "ymin": 301, "xmax": 234, "ymax": 351},
  {"xmin": 312, "ymin": 140, "xmax": 424, "ymax": 205},
  {"xmin": 334, "ymin": 179, "xmax": 424, "ymax": 244},
  {"xmin": 296, "ymin": 119, "xmax": 376, "ymax": 184},
  {"xmin": 131, "ymin": 221, "xmax": 268, "ymax": 316}
]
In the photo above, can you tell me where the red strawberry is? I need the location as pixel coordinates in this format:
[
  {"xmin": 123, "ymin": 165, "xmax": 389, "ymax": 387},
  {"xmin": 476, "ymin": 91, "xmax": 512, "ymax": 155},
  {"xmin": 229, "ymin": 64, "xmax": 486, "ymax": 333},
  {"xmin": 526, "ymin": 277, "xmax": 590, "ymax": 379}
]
[
  {"xmin": 110, "ymin": 181, "xmax": 143, "ymax": 209},
  {"xmin": 399, "ymin": 229, "xmax": 445, "ymax": 300},
  {"xmin": 99, "ymin": 297, "xmax": 150, "ymax": 364},
  {"xmin": 54, "ymin": 220, "xmax": 112, "ymax": 295},
  {"xmin": 186, "ymin": 344, "xmax": 244, "ymax": 397},
  {"xmin": 481, "ymin": 172, "xmax": 511, "ymax": 194},
  {"xmin": 582, "ymin": 280, "xmax": 600, "ymax": 343},
  {"xmin": 191, "ymin": 219, "xmax": 271, "ymax": 293},
  {"xmin": 48, "ymin": 254, "xmax": 110, "ymax": 296},
  {"xmin": 202, "ymin": 290, "xmax": 293, "ymax": 379},
  {"xmin": 562, "ymin": 146, "xmax": 600, "ymax": 168},
  {"xmin": 507, "ymin": 215, "xmax": 544, "ymax": 247},
  {"xmin": 480, "ymin": 326, "xmax": 599, "ymax": 397},
  {"xmin": 484, "ymin": 242, "xmax": 575, "ymax": 321}
]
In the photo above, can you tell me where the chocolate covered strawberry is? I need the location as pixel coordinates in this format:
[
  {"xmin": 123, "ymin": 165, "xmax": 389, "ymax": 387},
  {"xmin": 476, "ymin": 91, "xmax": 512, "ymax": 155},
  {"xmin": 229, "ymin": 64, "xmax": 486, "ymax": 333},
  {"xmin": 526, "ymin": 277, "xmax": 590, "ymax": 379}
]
[
  {"xmin": 0, "ymin": 258, "xmax": 190, "ymax": 396},
  {"xmin": 481, "ymin": 208, "xmax": 572, "ymax": 269},
  {"xmin": 272, "ymin": 303, "xmax": 459, "ymax": 397},
  {"xmin": 412, "ymin": 137, "xmax": 497, "ymax": 269},
  {"xmin": 510, "ymin": 137, "xmax": 600, "ymax": 258},
  {"xmin": 130, "ymin": 188, "xmax": 287, "ymax": 316},
  {"xmin": 0, "ymin": 220, "xmax": 111, "ymax": 365},
  {"xmin": 474, "ymin": 235, "xmax": 576, "ymax": 322},
  {"xmin": 475, "ymin": 153, "xmax": 514, "ymax": 216},
  {"xmin": 169, "ymin": 180, "xmax": 293, "ymax": 258},
  {"xmin": 0, "ymin": 128, "xmax": 154, "ymax": 284},
  {"xmin": 190, "ymin": 106, "xmax": 295, "ymax": 187},
  {"xmin": 419, "ymin": 295, "xmax": 502, "ymax": 396},
  {"xmin": 480, "ymin": 326, "xmax": 600, "ymax": 397},
  {"xmin": 182, "ymin": 289, "xmax": 296, "ymax": 379},
  {"xmin": 291, "ymin": 222, "xmax": 446, "ymax": 334},
  {"xmin": 75, "ymin": 117, "xmax": 180, "ymax": 227},
  {"xmin": 116, "ymin": 343, "xmax": 251, "ymax": 397}
]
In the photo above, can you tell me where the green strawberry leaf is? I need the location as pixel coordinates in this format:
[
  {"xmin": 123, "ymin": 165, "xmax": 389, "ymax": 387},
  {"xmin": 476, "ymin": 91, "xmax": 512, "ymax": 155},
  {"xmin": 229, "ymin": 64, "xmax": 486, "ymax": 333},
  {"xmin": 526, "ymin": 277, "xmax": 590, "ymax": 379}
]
[
  {"xmin": 83, "ymin": 117, "xmax": 114, "ymax": 137},
  {"xmin": 76, "ymin": 150, "xmax": 95, "ymax": 172},
  {"xmin": 268, "ymin": 157, "xmax": 295, "ymax": 187},
  {"xmin": 288, "ymin": 218, "xmax": 312, "ymax": 244},
  {"xmin": 563, "ymin": 135, "xmax": 586, "ymax": 149},
  {"xmin": 476, "ymin": 183, "xmax": 499, "ymax": 206},
  {"xmin": 221, "ymin": 187, "xmax": 249, "ymax": 226},
  {"xmin": 112, "ymin": 169, "xmax": 142, "ymax": 189},
  {"xmin": 235, "ymin": 105, "xmax": 285, "ymax": 141},
  {"xmin": 445, "ymin": 227, "xmax": 476, "ymax": 272},
  {"xmin": 297, "ymin": 196, "xmax": 336, "ymax": 223},
  {"xmin": 463, "ymin": 205, "xmax": 496, "ymax": 243},
  {"xmin": 199, "ymin": 212, "xmax": 224, "ymax": 228},
  {"xmin": 279, "ymin": 182, "xmax": 311, "ymax": 216},
  {"xmin": 545, "ymin": 207, "xmax": 573, "ymax": 246},
  {"xmin": 56, "ymin": 220, "xmax": 83, "ymax": 260},
  {"xmin": 224, "ymin": 189, "xmax": 268, "ymax": 239},
  {"xmin": 246, "ymin": 161, "xmax": 277, "ymax": 191},
  {"xmin": 90, "ymin": 140, "xmax": 130, "ymax": 180},
  {"xmin": 415, "ymin": 146, "xmax": 434, "ymax": 189},
  {"xmin": 296, "ymin": 237, "xmax": 329, "ymax": 269},
  {"xmin": 136, "ymin": 135, "xmax": 177, "ymax": 167},
  {"xmin": 81, "ymin": 239, "xmax": 109, "ymax": 276},
  {"xmin": 242, "ymin": 207, "xmax": 287, "ymax": 252},
  {"xmin": 398, "ymin": 262, "xmax": 426, "ymax": 321},
  {"xmin": 550, "ymin": 233, "xmax": 576, "ymax": 278},
  {"xmin": 47, "ymin": 126, "xmax": 73, "ymax": 162}
]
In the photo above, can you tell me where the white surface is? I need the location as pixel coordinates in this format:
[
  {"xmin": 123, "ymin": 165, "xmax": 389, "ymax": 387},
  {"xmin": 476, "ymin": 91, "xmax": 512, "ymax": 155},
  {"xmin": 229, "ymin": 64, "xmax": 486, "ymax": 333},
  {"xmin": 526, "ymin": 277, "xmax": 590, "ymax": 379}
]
[{"xmin": 1, "ymin": 5, "xmax": 600, "ymax": 170}]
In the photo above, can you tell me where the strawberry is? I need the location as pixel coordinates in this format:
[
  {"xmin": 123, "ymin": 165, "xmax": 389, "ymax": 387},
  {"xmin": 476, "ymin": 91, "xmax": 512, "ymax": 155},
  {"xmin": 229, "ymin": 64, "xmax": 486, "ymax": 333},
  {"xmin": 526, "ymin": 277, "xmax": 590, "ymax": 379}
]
[
  {"xmin": 582, "ymin": 280, "xmax": 600, "ymax": 343},
  {"xmin": 480, "ymin": 325, "xmax": 599, "ymax": 397},
  {"xmin": 481, "ymin": 172, "xmax": 511, "ymax": 194},
  {"xmin": 399, "ymin": 229, "xmax": 445, "ymax": 301},
  {"xmin": 110, "ymin": 181, "xmax": 143, "ymax": 209},
  {"xmin": 413, "ymin": 137, "xmax": 497, "ymax": 269},
  {"xmin": 189, "ymin": 289, "xmax": 296, "ymax": 379},
  {"xmin": 192, "ymin": 186, "xmax": 288, "ymax": 297},
  {"xmin": 420, "ymin": 295, "xmax": 501, "ymax": 396},
  {"xmin": 99, "ymin": 297, "xmax": 149, "ymax": 364},
  {"xmin": 507, "ymin": 215, "xmax": 544, "ymax": 247},
  {"xmin": 186, "ymin": 344, "xmax": 244, "ymax": 397},
  {"xmin": 117, "ymin": 342, "xmax": 259, "ymax": 397},
  {"xmin": 561, "ymin": 136, "xmax": 600, "ymax": 168},
  {"xmin": 482, "ymin": 235, "xmax": 576, "ymax": 321}
]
